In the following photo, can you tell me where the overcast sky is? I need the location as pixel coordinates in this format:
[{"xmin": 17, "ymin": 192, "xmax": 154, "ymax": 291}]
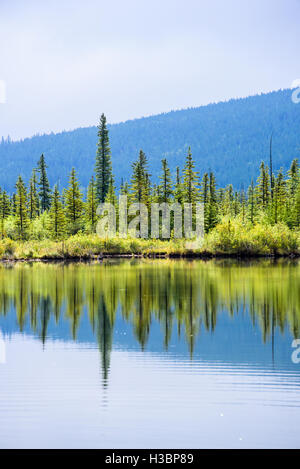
[{"xmin": 0, "ymin": 0, "xmax": 300, "ymax": 140}]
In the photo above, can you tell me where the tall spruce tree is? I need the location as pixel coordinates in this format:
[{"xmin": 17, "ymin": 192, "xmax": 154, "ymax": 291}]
[
  {"xmin": 0, "ymin": 190, "xmax": 10, "ymax": 238},
  {"xmin": 15, "ymin": 176, "xmax": 29, "ymax": 240},
  {"xmin": 247, "ymin": 179, "xmax": 257, "ymax": 224},
  {"xmin": 174, "ymin": 167, "xmax": 184, "ymax": 204},
  {"xmin": 158, "ymin": 159, "xmax": 173, "ymax": 203},
  {"xmin": 65, "ymin": 168, "xmax": 84, "ymax": 234},
  {"xmin": 86, "ymin": 176, "xmax": 97, "ymax": 232},
  {"xmin": 183, "ymin": 147, "xmax": 199, "ymax": 204},
  {"xmin": 256, "ymin": 161, "xmax": 270, "ymax": 210},
  {"xmin": 95, "ymin": 114, "xmax": 112, "ymax": 203},
  {"xmin": 206, "ymin": 172, "xmax": 218, "ymax": 231},
  {"xmin": 105, "ymin": 176, "xmax": 117, "ymax": 205},
  {"xmin": 37, "ymin": 154, "xmax": 51, "ymax": 212},
  {"xmin": 48, "ymin": 185, "xmax": 66, "ymax": 239},
  {"xmin": 273, "ymin": 170, "xmax": 287, "ymax": 224},
  {"xmin": 130, "ymin": 150, "xmax": 150, "ymax": 204},
  {"xmin": 28, "ymin": 170, "xmax": 39, "ymax": 220}
]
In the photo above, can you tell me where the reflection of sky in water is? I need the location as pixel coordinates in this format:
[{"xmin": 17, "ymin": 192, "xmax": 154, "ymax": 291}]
[{"xmin": 0, "ymin": 311, "xmax": 300, "ymax": 449}]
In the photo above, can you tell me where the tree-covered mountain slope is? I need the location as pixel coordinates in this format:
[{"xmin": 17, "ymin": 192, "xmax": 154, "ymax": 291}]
[{"xmin": 0, "ymin": 88, "xmax": 299, "ymax": 192}]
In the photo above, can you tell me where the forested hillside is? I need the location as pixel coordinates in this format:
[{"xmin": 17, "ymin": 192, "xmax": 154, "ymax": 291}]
[{"xmin": 0, "ymin": 88, "xmax": 299, "ymax": 192}]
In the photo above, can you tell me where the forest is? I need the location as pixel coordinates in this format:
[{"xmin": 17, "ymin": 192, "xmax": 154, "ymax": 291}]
[
  {"xmin": 0, "ymin": 88, "xmax": 299, "ymax": 192},
  {"xmin": 0, "ymin": 113, "xmax": 299, "ymax": 259}
]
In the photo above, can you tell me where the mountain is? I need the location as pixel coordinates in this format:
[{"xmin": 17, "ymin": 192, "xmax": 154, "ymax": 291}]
[{"xmin": 0, "ymin": 88, "xmax": 299, "ymax": 192}]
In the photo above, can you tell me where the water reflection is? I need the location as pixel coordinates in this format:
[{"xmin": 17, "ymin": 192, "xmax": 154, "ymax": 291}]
[
  {"xmin": 0, "ymin": 259, "xmax": 299, "ymax": 370},
  {"xmin": 0, "ymin": 259, "xmax": 300, "ymax": 448}
]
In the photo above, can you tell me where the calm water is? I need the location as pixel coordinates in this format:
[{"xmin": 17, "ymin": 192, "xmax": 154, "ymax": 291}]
[{"xmin": 0, "ymin": 259, "xmax": 299, "ymax": 449}]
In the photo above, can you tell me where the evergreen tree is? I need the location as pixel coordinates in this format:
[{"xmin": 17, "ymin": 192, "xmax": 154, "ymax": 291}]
[
  {"xmin": 256, "ymin": 161, "xmax": 270, "ymax": 210},
  {"xmin": 240, "ymin": 190, "xmax": 246, "ymax": 223},
  {"xmin": 224, "ymin": 184, "xmax": 234, "ymax": 216},
  {"xmin": 120, "ymin": 180, "xmax": 129, "ymax": 196},
  {"xmin": 273, "ymin": 170, "xmax": 287, "ymax": 224},
  {"xmin": 158, "ymin": 158, "xmax": 173, "ymax": 203},
  {"xmin": 233, "ymin": 191, "xmax": 240, "ymax": 217},
  {"xmin": 174, "ymin": 167, "xmax": 184, "ymax": 204},
  {"xmin": 200, "ymin": 173, "xmax": 209, "ymax": 230},
  {"xmin": 11, "ymin": 193, "xmax": 17, "ymax": 216},
  {"xmin": 28, "ymin": 170, "xmax": 39, "ymax": 220},
  {"xmin": 206, "ymin": 172, "xmax": 218, "ymax": 231},
  {"xmin": 105, "ymin": 175, "xmax": 118, "ymax": 206},
  {"xmin": 37, "ymin": 154, "xmax": 51, "ymax": 212},
  {"xmin": 247, "ymin": 179, "xmax": 257, "ymax": 224},
  {"xmin": 95, "ymin": 114, "xmax": 112, "ymax": 203},
  {"xmin": 183, "ymin": 147, "xmax": 199, "ymax": 204},
  {"xmin": 0, "ymin": 190, "xmax": 10, "ymax": 238},
  {"xmin": 15, "ymin": 176, "xmax": 29, "ymax": 240},
  {"xmin": 130, "ymin": 150, "xmax": 149, "ymax": 204},
  {"xmin": 86, "ymin": 176, "xmax": 97, "ymax": 231},
  {"xmin": 287, "ymin": 159, "xmax": 299, "ymax": 199},
  {"xmin": 65, "ymin": 168, "xmax": 84, "ymax": 234},
  {"xmin": 48, "ymin": 185, "xmax": 66, "ymax": 239}
]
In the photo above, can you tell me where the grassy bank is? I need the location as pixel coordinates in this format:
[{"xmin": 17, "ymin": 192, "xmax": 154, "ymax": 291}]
[{"xmin": 0, "ymin": 221, "xmax": 299, "ymax": 260}]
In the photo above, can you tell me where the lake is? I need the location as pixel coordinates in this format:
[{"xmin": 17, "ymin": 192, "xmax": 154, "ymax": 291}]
[{"xmin": 0, "ymin": 259, "xmax": 299, "ymax": 449}]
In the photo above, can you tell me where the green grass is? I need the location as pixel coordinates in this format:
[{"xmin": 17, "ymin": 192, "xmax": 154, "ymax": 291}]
[{"xmin": 0, "ymin": 220, "xmax": 299, "ymax": 260}]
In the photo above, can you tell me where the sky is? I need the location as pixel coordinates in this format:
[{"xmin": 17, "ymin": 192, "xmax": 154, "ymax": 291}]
[{"xmin": 0, "ymin": 0, "xmax": 300, "ymax": 140}]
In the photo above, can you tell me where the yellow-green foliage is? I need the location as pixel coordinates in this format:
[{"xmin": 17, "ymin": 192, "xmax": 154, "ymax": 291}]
[
  {"xmin": 0, "ymin": 221, "xmax": 298, "ymax": 259},
  {"xmin": 205, "ymin": 219, "xmax": 300, "ymax": 255}
]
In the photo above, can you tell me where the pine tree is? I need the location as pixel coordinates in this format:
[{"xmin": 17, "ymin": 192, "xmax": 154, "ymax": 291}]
[
  {"xmin": 247, "ymin": 179, "xmax": 257, "ymax": 224},
  {"xmin": 206, "ymin": 172, "xmax": 218, "ymax": 231},
  {"xmin": 158, "ymin": 159, "xmax": 173, "ymax": 203},
  {"xmin": 130, "ymin": 150, "xmax": 150, "ymax": 204},
  {"xmin": 293, "ymin": 184, "xmax": 300, "ymax": 227},
  {"xmin": 0, "ymin": 190, "xmax": 10, "ymax": 238},
  {"xmin": 273, "ymin": 170, "xmax": 287, "ymax": 224},
  {"xmin": 120, "ymin": 180, "xmax": 129, "ymax": 196},
  {"xmin": 174, "ymin": 167, "xmax": 184, "ymax": 204},
  {"xmin": 86, "ymin": 176, "xmax": 97, "ymax": 232},
  {"xmin": 95, "ymin": 114, "xmax": 112, "ymax": 203},
  {"xmin": 183, "ymin": 147, "xmax": 199, "ymax": 204},
  {"xmin": 287, "ymin": 159, "xmax": 299, "ymax": 228},
  {"xmin": 65, "ymin": 168, "xmax": 84, "ymax": 234},
  {"xmin": 11, "ymin": 193, "xmax": 17, "ymax": 216},
  {"xmin": 224, "ymin": 184, "xmax": 234, "ymax": 216},
  {"xmin": 37, "ymin": 154, "xmax": 51, "ymax": 212},
  {"xmin": 241, "ymin": 190, "xmax": 246, "ymax": 223},
  {"xmin": 28, "ymin": 170, "xmax": 39, "ymax": 220},
  {"xmin": 200, "ymin": 173, "xmax": 209, "ymax": 230},
  {"xmin": 48, "ymin": 185, "xmax": 66, "ymax": 239},
  {"xmin": 287, "ymin": 159, "xmax": 299, "ymax": 199},
  {"xmin": 233, "ymin": 191, "xmax": 240, "ymax": 217},
  {"xmin": 105, "ymin": 175, "xmax": 118, "ymax": 206},
  {"xmin": 256, "ymin": 161, "xmax": 270, "ymax": 210},
  {"xmin": 15, "ymin": 176, "xmax": 29, "ymax": 240},
  {"xmin": 144, "ymin": 172, "xmax": 152, "ymax": 210}
]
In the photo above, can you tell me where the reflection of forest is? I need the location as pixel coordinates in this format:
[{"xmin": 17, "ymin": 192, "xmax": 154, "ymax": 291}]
[{"xmin": 0, "ymin": 259, "xmax": 299, "ymax": 371}]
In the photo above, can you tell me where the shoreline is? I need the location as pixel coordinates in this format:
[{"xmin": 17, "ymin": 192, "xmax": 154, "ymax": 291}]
[{"xmin": 0, "ymin": 251, "xmax": 299, "ymax": 263}]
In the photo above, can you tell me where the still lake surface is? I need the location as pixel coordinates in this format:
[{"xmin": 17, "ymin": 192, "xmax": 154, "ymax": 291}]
[{"xmin": 0, "ymin": 259, "xmax": 299, "ymax": 449}]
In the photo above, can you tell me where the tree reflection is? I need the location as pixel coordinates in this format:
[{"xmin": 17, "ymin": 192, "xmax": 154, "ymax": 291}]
[{"xmin": 0, "ymin": 259, "xmax": 299, "ymax": 381}]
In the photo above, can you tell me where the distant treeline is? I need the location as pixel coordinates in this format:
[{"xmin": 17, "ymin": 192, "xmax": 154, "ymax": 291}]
[
  {"xmin": 0, "ymin": 113, "xmax": 299, "ymax": 241},
  {"xmin": 1, "ymin": 89, "xmax": 300, "ymax": 192}
]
